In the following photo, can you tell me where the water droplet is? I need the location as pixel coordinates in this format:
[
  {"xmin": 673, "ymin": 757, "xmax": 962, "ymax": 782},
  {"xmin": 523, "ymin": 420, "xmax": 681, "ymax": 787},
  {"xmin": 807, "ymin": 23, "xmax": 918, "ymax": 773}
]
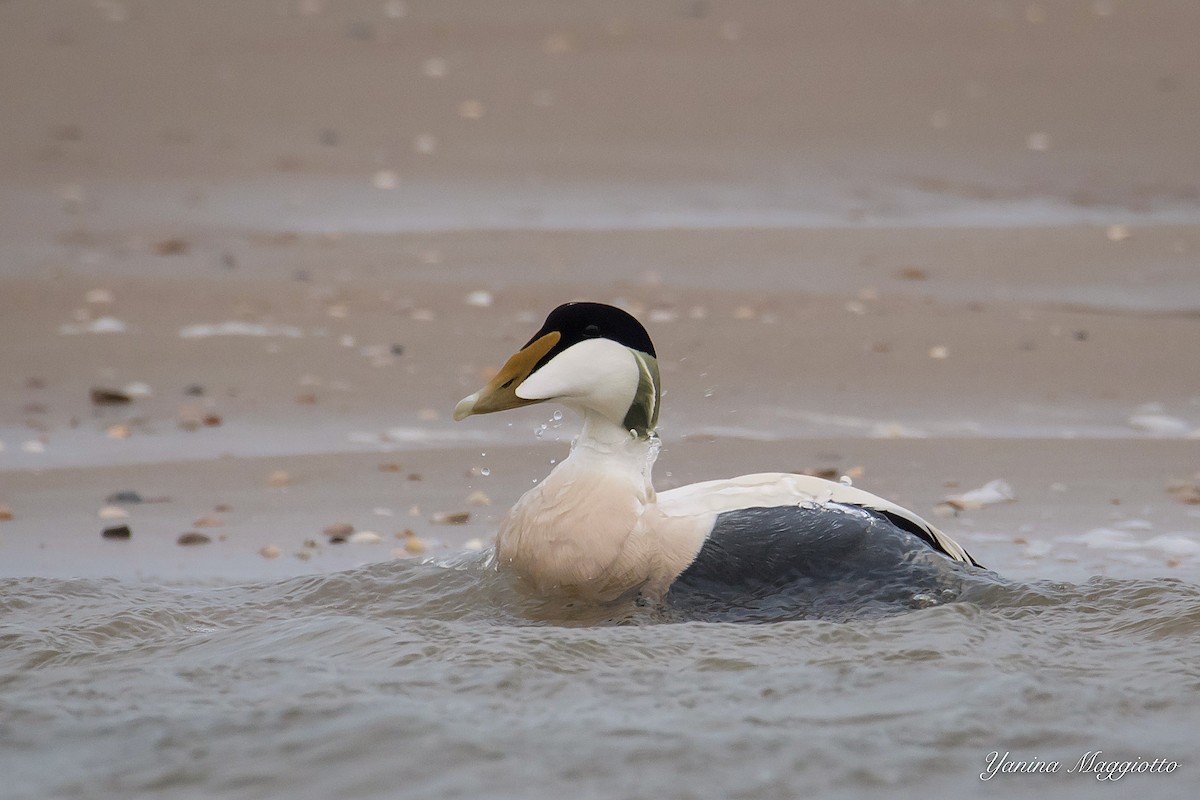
[
  {"xmin": 549, "ymin": 458, "xmax": 557, "ymax": 465},
  {"xmin": 480, "ymin": 467, "xmax": 491, "ymax": 477},
  {"xmin": 552, "ymin": 410, "xmax": 563, "ymax": 422},
  {"xmin": 840, "ymin": 475, "xmax": 853, "ymax": 487}
]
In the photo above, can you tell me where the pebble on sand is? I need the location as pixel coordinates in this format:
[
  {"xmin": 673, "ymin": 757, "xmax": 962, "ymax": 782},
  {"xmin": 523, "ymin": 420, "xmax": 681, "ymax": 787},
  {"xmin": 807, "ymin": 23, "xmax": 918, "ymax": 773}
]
[
  {"xmin": 938, "ymin": 479, "xmax": 1016, "ymax": 511},
  {"xmin": 431, "ymin": 511, "xmax": 470, "ymax": 525},
  {"xmin": 106, "ymin": 424, "xmax": 131, "ymax": 439},
  {"xmin": 323, "ymin": 522, "xmax": 354, "ymax": 538},
  {"xmin": 177, "ymin": 532, "xmax": 211, "ymax": 546},
  {"xmin": 91, "ymin": 387, "xmax": 132, "ymax": 405},
  {"xmin": 467, "ymin": 491, "xmax": 491, "ymax": 506},
  {"xmin": 193, "ymin": 515, "xmax": 225, "ymax": 528},
  {"xmin": 0, "ymin": 504, "xmax": 13, "ymax": 521},
  {"xmin": 465, "ymin": 290, "xmax": 494, "ymax": 308},
  {"xmin": 106, "ymin": 490, "xmax": 144, "ymax": 504},
  {"xmin": 323, "ymin": 524, "xmax": 353, "ymax": 544},
  {"xmin": 258, "ymin": 544, "xmax": 282, "ymax": 559},
  {"xmin": 348, "ymin": 531, "xmax": 383, "ymax": 544},
  {"xmin": 1167, "ymin": 480, "xmax": 1200, "ymax": 505},
  {"xmin": 404, "ymin": 537, "xmax": 427, "ymax": 555},
  {"xmin": 268, "ymin": 470, "xmax": 292, "ymax": 487},
  {"xmin": 98, "ymin": 505, "xmax": 129, "ymax": 520},
  {"xmin": 153, "ymin": 238, "xmax": 190, "ymax": 256},
  {"xmin": 102, "ymin": 525, "xmax": 132, "ymax": 540}
]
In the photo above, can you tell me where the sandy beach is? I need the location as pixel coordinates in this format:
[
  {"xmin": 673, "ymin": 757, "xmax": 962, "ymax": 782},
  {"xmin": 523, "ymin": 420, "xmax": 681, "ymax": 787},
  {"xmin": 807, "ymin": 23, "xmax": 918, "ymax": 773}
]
[
  {"xmin": 1, "ymin": 3, "xmax": 1199, "ymax": 799},
  {"xmin": 3, "ymin": 0, "xmax": 1199, "ymax": 584}
]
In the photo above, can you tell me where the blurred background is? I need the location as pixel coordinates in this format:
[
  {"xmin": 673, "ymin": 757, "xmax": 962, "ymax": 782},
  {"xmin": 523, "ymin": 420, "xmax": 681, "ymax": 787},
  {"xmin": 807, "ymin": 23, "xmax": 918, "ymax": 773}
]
[{"xmin": 2, "ymin": 0, "xmax": 1198, "ymax": 579}]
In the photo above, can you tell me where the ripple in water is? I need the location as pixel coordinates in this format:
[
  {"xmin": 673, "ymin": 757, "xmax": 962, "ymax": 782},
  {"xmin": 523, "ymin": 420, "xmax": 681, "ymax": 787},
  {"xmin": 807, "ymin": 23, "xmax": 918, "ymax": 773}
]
[{"xmin": 1, "ymin": 557, "xmax": 1197, "ymax": 799}]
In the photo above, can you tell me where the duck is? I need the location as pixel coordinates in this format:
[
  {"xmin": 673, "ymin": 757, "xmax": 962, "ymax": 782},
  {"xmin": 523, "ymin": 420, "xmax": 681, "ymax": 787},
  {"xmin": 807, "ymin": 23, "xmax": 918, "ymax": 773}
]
[{"xmin": 454, "ymin": 301, "xmax": 983, "ymax": 611}]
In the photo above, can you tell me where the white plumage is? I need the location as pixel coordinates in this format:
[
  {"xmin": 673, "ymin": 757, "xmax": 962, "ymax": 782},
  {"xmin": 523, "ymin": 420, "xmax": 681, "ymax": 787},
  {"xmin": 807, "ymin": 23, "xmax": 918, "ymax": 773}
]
[{"xmin": 454, "ymin": 302, "xmax": 980, "ymax": 605}]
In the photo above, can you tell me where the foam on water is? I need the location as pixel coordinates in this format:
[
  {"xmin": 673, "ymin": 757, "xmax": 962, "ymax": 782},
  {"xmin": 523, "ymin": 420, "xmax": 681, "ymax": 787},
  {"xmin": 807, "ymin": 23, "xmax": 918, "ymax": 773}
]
[{"xmin": 1, "ymin": 558, "xmax": 1197, "ymax": 800}]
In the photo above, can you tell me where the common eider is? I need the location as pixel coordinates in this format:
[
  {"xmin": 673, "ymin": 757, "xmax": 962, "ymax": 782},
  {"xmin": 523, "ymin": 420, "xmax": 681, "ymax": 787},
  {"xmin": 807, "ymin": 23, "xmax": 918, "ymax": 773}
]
[{"xmin": 454, "ymin": 302, "xmax": 982, "ymax": 611}]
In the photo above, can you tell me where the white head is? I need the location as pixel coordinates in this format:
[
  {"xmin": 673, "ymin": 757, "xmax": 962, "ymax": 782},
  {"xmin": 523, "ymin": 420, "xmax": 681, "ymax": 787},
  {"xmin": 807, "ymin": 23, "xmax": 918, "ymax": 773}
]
[{"xmin": 454, "ymin": 302, "xmax": 661, "ymax": 437}]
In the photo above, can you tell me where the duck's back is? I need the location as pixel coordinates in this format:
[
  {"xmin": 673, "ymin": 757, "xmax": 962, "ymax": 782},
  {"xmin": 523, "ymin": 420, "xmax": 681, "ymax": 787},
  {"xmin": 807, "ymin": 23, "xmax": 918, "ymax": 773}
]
[{"xmin": 665, "ymin": 502, "xmax": 979, "ymax": 621}]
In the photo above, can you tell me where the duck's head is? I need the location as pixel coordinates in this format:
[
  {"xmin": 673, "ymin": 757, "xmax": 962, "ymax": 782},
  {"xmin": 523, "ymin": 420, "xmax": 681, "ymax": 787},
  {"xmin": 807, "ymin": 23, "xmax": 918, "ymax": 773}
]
[{"xmin": 453, "ymin": 302, "xmax": 661, "ymax": 437}]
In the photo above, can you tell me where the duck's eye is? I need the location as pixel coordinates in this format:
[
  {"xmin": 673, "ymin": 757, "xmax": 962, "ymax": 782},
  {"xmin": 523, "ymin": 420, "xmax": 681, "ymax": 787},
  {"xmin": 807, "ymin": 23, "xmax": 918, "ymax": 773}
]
[{"xmin": 583, "ymin": 324, "xmax": 601, "ymax": 338}]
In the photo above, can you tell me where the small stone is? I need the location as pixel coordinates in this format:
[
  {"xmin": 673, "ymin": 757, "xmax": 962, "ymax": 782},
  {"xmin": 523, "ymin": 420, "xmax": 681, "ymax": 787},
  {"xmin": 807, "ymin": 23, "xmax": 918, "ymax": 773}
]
[
  {"xmin": 1167, "ymin": 481, "xmax": 1200, "ymax": 505},
  {"xmin": 404, "ymin": 537, "xmax": 427, "ymax": 554},
  {"xmin": 467, "ymin": 490, "xmax": 491, "ymax": 506},
  {"xmin": 896, "ymin": 266, "xmax": 928, "ymax": 281},
  {"xmin": 732, "ymin": 305, "xmax": 756, "ymax": 320},
  {"xmin": 183, "ymin": 384, "xmax": 205, "ymax": 396},
  {"xmin": 258, "ymin": 544, "xmax": 282, "ymax": 559},
  {"xmin": 193, "ymin": 515, "xmax": 225, "ymax": 528},
  {"xmin": 378, "ymin": 462, "xmax": 403, "ymax": 472},
  {"xmin": 296, "ymin": 550, "xmax": 312, "ymax": 561},
  {"xmin": 407, "ymin": 473, "xmax": 423, "ymax": 481},
  {"xmin": 0, "ymin": 504, "xmax": 13, "ymax": 521},
  {"xmin": 106, "ymin": 424, "xmax": 131, "ymax": 439},
  {"xmin": 800, "ymin": 467, "xmax": 839, "ymax": 480},
  {"xmin": 91, "ymin": 387, "xmax": 132, "ymax": 405},
  {"xmin": 214, "ymin": 503, "xmax": 232, "ymax": 513},
  {"xmin": 153, "ymin": 238, "xmax": 190, "ymax": 256},
  {"xmin": 464, "ymin": 289, "xmax": 494, "ymax": 307},
  {"xmin": 1106, "ymin": 224, "xmax": 1131, "ymax": 242},
  {"xmin": 267, "ymin": 470, "xmax": 291, "ymax": 487},
  {"xmin": 105, "ymin": 490, "xmax": 143, "ymax": 504},
  {"xmin": 928, "ymin": 345, "xmax": 949, "ymax": 360},
  {"xmin": 202, "ymin": 413, "xmax": 222, "ymax": 427},
  {"xmin": 102, "ymin": 525, "xmax": 132, "ymax": 539},
  {"xmin": 323, "ymin": 522, "xmax": 355, "ymax": 539},
  {"xmin": 348, "ymin": 531, "xmax": 383, "ymax": 544},
  {"xmin": 98, "ymin": 505, "xmax": 129, "ymax": 520},
  {"xmin": 431, "ymin": 511, "xmax": 470, "ymax": 525},
  {"xmin": 177, "ymin": 532, "xmax": 211, "ymax": 546}
]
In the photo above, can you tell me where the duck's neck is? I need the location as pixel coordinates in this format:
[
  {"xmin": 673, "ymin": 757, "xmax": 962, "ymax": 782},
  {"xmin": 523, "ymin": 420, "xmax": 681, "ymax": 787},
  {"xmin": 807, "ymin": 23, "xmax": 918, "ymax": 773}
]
[
  {"xmin": 569, "ymin": 410, "xmax": 658, "ymax": 484},
  {"xmin": 494, "ymin": 409, "xmax": 662, "ymax": 599}
]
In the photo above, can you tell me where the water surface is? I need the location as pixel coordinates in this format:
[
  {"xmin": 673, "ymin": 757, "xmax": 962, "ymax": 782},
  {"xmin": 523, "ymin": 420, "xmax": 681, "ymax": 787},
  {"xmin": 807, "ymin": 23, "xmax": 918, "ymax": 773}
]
[{"xmin": 2, "ymin": 557, "xmax": 1196, "ymax": 799}]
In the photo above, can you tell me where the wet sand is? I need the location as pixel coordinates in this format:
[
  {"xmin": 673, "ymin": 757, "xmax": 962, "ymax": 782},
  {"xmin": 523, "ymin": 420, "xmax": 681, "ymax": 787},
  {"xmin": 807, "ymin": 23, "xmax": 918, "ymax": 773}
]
[{"xmin": 2, "ymin": 0, "xmax": 1200, "ymax": 580}]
